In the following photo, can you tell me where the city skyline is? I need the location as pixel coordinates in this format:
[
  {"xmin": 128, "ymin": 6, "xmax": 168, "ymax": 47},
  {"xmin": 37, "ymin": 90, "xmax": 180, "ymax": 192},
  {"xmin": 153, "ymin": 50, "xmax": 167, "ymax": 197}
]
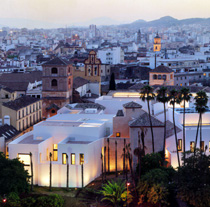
[{"xmin": 0, "ymin": 0, "xmax": 210, "ymax": 28}]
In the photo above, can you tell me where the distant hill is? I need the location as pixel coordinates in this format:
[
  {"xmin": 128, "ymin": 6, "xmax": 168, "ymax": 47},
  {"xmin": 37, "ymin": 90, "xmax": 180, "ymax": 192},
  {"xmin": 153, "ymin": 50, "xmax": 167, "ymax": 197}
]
[
  {"xmin": 120, "ymin": 16, "xmax": 210, "ymax": 29},
  {"xmin": 0, "ymin": 18, "xmax": 64, "ymax": 29}
]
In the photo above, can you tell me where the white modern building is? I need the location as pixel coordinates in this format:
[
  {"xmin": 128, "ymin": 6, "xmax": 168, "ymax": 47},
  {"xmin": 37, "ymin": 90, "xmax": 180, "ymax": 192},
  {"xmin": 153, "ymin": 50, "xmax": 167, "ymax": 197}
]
[
  {"xmin": 9, "ymin": 104, "xmax": 114, "ymax": 188},
  {"xmin": 97, "ymin": 47, "xmax": 124, "ymax": 65}
]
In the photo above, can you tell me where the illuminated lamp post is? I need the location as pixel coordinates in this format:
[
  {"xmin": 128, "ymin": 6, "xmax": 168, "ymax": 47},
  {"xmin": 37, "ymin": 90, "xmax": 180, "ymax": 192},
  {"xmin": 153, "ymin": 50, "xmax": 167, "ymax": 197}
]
[
  {"xmin": 2, "ymin": 194, "xmax": 7, "ymax": 203},
  {"xmin": 126, "ymin": 182, "xmax": 130, "ymax": 207},
  {"xmin": 153, "ymin": 32, "xmax": 161, "ymax": 69}
]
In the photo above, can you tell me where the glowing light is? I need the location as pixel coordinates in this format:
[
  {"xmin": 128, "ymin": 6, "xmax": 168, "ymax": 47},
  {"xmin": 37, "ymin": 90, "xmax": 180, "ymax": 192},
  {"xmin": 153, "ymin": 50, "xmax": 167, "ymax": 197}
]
[
  {"xmin": 127, "ymin": 182, "xmax": 130, "ymax": 186},
  {"xmin": 3, "ymin": 198, "xmax": 7, "ymax": 203},
  {"xmin": 113, "ymin": 92, "xmax": 140, "ymax": 98}
]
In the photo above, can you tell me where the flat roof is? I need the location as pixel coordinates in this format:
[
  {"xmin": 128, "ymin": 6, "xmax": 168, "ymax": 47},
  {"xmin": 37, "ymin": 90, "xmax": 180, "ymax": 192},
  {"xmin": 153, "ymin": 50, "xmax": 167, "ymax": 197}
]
[
  {"xmin": 66, "ymin": 141, "xmax": 92, "ymax": 144},
  {"xmin": 18, "ymin": 135, "xmax": 43, "ymax": 144}
]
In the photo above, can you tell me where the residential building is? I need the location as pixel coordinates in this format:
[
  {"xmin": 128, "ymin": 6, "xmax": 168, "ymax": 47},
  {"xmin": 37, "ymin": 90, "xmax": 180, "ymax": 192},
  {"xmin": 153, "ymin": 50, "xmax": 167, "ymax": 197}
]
[
  {"xmin": 98, "ymin": 47, "xmax": 124, "ymax": 65},
  {"xmin": 149, "ymin": 65, "xmax": 174, "ymax": 86},
  {"xmin": 2, "ymin": 96, "xmax": 42, "ymax": 131}
]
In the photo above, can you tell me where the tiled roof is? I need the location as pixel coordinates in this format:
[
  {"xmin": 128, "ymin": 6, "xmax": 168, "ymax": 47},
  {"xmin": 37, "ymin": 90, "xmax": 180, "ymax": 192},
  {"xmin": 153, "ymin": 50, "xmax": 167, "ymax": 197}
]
[
  {"xmin": 116, "ymin": 110, "xmax": 124, "ymax": 117},
  {"xmin": 128, "ymin": 83, "xmax": 145, "ymax": 90},
  {"xmin": 129, "ymin": 112, "xmax": 164, "ymax": 127},
  {"xmin": 74, "ymin": 103, "xmax": 105, "ymax": 110},
  {"xmin": 0, "ymin": 85, "xmax": 14, "ymax": 93},
  {"xmin": 73, "ymin": 77, "xmax": 89, "ymax": 89},
  {"xmin": 42, "ymin": 57, "xmax": 71, "ymax": 66},
  {"xmin": 3, "ymin": 96, "xmax": 40, "ymax": 111},
  {"xmin": 123, "ymin": 101, "xmax": 142, "ymax": 109},
  {"xmin": 0, "ymin": 71, "xmax": 42, "ymax": 91},
  {"xmin": 0, "ymin": 124, "xmax": 20, "ymax": 141},
  {"xmin": 151, "ymin": 65, "xmax": 173, "ymax": 73}
]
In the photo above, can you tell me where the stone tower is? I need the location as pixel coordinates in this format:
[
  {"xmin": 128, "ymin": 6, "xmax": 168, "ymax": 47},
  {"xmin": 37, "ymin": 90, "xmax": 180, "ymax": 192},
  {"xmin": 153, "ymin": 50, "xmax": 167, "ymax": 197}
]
[{"xmin": 42, "ymin": 57, "xmax": 73, "ymax": 118}]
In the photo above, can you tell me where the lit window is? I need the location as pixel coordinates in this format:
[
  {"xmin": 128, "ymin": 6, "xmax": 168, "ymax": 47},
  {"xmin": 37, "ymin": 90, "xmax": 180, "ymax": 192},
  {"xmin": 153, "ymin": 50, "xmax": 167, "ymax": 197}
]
[
  {"xmin": 180, "ymin": 84, "xmax": 182, "ymax": 86},
  {"xmin": 53, "ymin": 144, "xmax": 58, "ymax": 161},
  {"xmin": 204, "ymin": 73, "xmax": 206, "ymax": 76},
  {"xmin": 71, "ymin": 153, "xmax": 75, "ymax": 165},
  {"xmin": 39, "ymin": 153, "xmax": 42, "ymax": 162},
  {"xmin": 62, "ymin": 153, "xmax": 67, "ymax": 165},
  {"xmin": 116, "ymin": 132, "xmax": 121, "ymax": 137},
  {"xmin": 200, "ymin": 141, "xmax": 204, "ymax": 152},
  {"xmin": 178, "ymin": 139, "xmax": 182, "ymax": 151},
  {"xmin": 190, "ymin": 141, "xmax": 195, "ymax": 152},
  {"xmin": 80, "ymin": 153, "xmax": 84, "ymax": 165},
  {"xmin": 209, "ymin": 142, "xmax": 210, "ymax": 152},
  {"xmin": 18, "ymin": 154, "xmax": 30, "ymax": 166}
]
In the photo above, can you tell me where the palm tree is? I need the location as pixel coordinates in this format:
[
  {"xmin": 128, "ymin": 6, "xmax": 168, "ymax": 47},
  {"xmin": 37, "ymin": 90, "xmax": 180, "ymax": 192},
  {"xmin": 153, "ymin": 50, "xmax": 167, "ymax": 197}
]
[
  {"xmin": 140, "ymin": 85, "xmax": 155, "ymax": 152},
  {"xmin": 180, "ymin": 88, "xmax": 192, "ymax": 165},
  {"xmin": 104, "ymin": 146, "xmax": 106, "ymax": 181},
  {"xmin": 49, "ymin": 152, "xmax": 52, "ymax": 191},
  {"xmin": 100, "ymin": 179, "xmax": 132, "ymax": 207},
  {"xmin": 194, "ymin": 91, "xmax": 208, "ymax": 154},
  {"xmin": 29, "ymin": 152, "xmax": 33, "ymax": 191},
  {"xmin": 101, "ymin": 153, "xmax": 104, "ymax": 182},
  {"xmin": 156, "ymin": 87, "xmax": 169, "ymax": 163},
  {"xmin": 107, "ymin": 138, "xmax": 110, "ymax": 173},
  {"xmin": 168, "ymin": 89, "xmax": 181, "ymax": 168}
]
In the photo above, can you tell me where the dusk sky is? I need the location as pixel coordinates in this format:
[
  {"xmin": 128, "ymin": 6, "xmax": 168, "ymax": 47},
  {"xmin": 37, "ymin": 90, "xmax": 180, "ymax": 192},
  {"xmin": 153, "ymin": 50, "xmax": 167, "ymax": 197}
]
[{"xmin": 1, "ymin": 0, "xmax": 210, "ymax": 26}]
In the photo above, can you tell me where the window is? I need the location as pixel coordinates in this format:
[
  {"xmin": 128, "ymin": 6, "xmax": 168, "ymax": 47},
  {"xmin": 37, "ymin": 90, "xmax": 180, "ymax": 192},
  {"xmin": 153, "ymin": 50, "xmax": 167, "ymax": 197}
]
[
  {"xmin": 178, "ymin": 139, "xmax": 182, "ymax": 151},
  {"xmin": 51, "ymin": 67, "xmax": 58, "ymax": 74},
  {"xmin": 162, "ymin": 75, "xmax": 166, "ymax": 80},
  {"xmin": 22, "ymin": 109, "xmax": 24, "ymax": 117},
  {"xmin": 5, "ymin": 94, "xmax": 8, "ymax": 98},
  {"xmin": 18, "ymin": 154, "xmax": 30, "ymax": 166},
  {"xmin": 209, "ymin": 142, "xmax": 210, "ymax": 152},
  {"xmin": 94, "ymin": 66, "xmax": 97, "ymax": 75},
  {"xmin": 200, "ymin": 141, "xmax": 204, "ymax": 152},
  {"xmin": 80, "ymin": 153, "xmax": 84, "ymax": 165},
  {"xmin": 53, "ymin": 144, "xmax": 58, "ymax": 161},
  {"xmin": 190, "ymin": 141, "xmax": 195, "ymax": 152},
  {"xmin": 158, "ymin": 75, "xmax": 162, "ymax": 80},
  {"xmin": 170, "ymin": 74, "xmax": 173, "ymax": 79},
  {"xmin": 71, "ymin": 153, "xmax": 75, "ymax": 165},
  {"xmin": 62, "ymin": 153, "xmax": 67, "ymax": 164},
  {"xmin": 39, "ymin": 153, "xmax": 42, "ymax": 162},
  {"xmin": 37, "ymin": 95, "xmax": 41, "ymax": 98},
  {"xmin": 19, "ymin": 111, "xmax": 21, "ymax": 119},
  {"xmin": 116, "ymin": 132, "xmax": 121, "ymax": 137},
  {"xmin": 153, "ymin": 74, "xmax": 157, "ymax": 80},
  {"xmin": 52, "ymin": 79, "xmax": 57, "ymax": 86},
  {"xmin": 19, "ymin": 122, "xmax": 21, "ymax": 131}
]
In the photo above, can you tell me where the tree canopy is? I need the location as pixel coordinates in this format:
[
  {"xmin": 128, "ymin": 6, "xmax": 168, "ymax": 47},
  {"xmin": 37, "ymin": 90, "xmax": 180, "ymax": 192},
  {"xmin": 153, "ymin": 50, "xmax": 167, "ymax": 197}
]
[{"xmin": 0, "ymin": 152, "xmax": 29, "ymax": 195}]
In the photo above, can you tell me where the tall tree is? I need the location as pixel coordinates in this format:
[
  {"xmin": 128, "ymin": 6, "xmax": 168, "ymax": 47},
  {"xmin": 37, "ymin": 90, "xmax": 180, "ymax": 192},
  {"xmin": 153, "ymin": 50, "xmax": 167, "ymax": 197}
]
[
  {"xmin": 109, "ymin": 73, "xmax": 116, "ymax": 90},
  {"xmin": 194, "ymin": 90, "xmax": 208, "ymax": 153},
  {"xmin": 29, "ymin": 152, "xmax": 33, "ymax": 192},
  {"xmin": 156, "ymin": 87, "xmax": 169, "ymax": 164},
  {"xmin": 140, "ymin": 85, "xmax": 155, "ymax": 152},
  {"xmin": 49, "ymin": 152, "xmax": 52, "ymax": 191},
  {"xmin": 107, "ymin": 138, "xmax": 110, "ymax": 173},
  {"xmin": 115, "ymin": 140, "xmax": 118, "ymax": 177},
  {"xmin": 180, "ymin": 88, "xmax": 192, "ymax": 164},
  {"xmin": 168, "ymin": 89, "xmax": 181, "ymax": 168}
]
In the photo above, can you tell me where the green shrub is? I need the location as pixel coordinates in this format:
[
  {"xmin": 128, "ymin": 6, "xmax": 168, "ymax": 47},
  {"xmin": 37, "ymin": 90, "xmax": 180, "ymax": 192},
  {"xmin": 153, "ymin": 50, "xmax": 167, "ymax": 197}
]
[
  {"xmin": 36, "ymin": 194, "xmax": 64, "ymax": 207},
  {"xmin": 21, "ymin": 197, "xmax": 36, "ymax": 207}
]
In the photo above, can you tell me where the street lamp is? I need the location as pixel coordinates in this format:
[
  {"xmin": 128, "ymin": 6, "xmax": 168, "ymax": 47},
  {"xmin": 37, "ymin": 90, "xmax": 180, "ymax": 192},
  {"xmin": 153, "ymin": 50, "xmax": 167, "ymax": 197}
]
[
  {"xmin": 126, "ymin": 182, "xmax": 130, "ymax": 207},
  {"xmin": 2, "ymin": 195, "xmax": 7, "ymax": 203}
]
